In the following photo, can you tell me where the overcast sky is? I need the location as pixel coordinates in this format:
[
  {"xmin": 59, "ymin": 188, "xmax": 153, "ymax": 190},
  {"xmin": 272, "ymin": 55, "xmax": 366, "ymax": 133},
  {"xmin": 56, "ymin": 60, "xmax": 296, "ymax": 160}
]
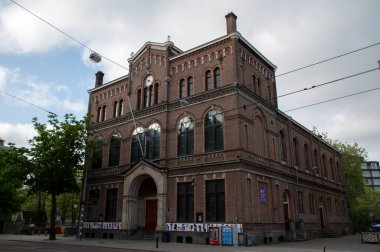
[{"xmin": 0, "ymin": 0, "xmax": 379, "ymax": 161}]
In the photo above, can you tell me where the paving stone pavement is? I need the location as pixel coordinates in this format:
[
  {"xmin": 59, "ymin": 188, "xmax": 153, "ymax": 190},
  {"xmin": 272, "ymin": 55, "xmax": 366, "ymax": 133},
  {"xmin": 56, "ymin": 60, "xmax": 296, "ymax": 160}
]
[{"xmin": 0, "ymin": 234, "xmax": 379, "ymax": 252}]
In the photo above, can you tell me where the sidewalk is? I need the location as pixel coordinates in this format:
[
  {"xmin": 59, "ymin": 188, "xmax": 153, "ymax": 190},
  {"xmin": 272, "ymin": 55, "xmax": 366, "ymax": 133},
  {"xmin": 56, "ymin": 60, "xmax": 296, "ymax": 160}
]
[{"xmin": 0, "ymin": 233, "xmax": 379, "ymax": 252}]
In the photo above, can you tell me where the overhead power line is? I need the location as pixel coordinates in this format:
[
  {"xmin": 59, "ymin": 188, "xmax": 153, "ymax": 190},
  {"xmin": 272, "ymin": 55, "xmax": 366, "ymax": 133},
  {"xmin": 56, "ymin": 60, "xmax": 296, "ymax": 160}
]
[
  {"xmin": 0, "ymin": 89, "xmax": 57, "ymax": 116},
  {"xmin": 9, "ymin": 0, "xmax": 129, "ymax": 71},
  {"xmin": 277, "ymin": 67, "xmax": 379, "ymax": 99},
  {"xmin": 284, "ymin": 87, "xmax": 380, "ymax": 112},
  {"xmin": 276, "ymin": 42, "xmax": 380, "ymax": 77}
]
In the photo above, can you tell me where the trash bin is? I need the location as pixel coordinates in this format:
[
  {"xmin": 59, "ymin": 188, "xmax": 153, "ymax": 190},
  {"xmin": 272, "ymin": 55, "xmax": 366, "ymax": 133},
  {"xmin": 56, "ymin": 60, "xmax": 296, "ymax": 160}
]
[
  {"xmin": 162, "ymin": 231, "xmax": 170, "ymax": 242},
  {"xmin": 245, "ymin": 234, "xmax": 253, "ymax": 246}
]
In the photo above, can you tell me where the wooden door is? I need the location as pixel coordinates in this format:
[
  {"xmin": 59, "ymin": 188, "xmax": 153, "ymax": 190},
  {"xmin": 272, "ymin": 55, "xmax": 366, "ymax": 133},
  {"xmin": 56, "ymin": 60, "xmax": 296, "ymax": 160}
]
[{"xmin": 145, "ymin": 199, "xmax": 157, "ymax": 231}]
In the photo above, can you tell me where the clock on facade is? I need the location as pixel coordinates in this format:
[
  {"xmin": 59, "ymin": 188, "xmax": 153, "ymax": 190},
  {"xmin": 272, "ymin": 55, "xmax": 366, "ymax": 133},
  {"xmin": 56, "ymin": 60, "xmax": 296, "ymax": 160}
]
[{"xmin": 144, "ymin": 75, "xmax": 153, "ymax": 87}]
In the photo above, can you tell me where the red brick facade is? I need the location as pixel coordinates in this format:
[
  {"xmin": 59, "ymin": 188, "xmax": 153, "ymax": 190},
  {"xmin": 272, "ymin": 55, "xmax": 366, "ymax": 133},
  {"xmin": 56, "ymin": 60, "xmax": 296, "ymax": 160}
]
[{"xmin": 84, "ymin": 12, "xmax": 350, "ymax": 243}]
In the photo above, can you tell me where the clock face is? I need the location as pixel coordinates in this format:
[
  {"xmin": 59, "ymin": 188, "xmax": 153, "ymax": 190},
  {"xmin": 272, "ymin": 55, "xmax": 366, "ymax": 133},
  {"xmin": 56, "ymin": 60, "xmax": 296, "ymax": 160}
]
[{"xmin": 145, "ymin": 75, "xmax": 153, "ymax": 87}]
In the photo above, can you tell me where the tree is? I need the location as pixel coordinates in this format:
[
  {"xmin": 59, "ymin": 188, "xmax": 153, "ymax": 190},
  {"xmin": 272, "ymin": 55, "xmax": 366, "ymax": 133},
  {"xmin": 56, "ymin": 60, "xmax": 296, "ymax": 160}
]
[
  {"xmin": 0, "ymin": 144, "xmax": 29, "ymax": 227},
  {"xmin": 313, "ymin": 128, "xmax": 380, "ymax": 231},
  {"xmin": 26, "ymin": 113, "xmax": 88, "ymax": 240}
]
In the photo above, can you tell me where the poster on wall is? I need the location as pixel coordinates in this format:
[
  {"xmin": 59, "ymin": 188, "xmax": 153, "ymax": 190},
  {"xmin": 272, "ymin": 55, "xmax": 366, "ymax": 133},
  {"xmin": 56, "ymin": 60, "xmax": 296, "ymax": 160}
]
[
  {"xmin": 222, "ymin": 226, "xmax": 233, "ymax": 245},
  {"xmin": 165, "ymin": 223, "xmax": 243, "ymax": 233},
  {"xmin": 259, "ymin": 186, "xmax": 266, "ymax": 204}
]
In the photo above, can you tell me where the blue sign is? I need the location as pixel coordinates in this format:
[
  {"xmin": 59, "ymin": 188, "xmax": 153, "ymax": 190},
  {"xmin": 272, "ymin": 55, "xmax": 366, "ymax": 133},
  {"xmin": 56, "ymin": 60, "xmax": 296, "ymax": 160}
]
[
  {"xmin": 222, "ymin": 227, "xmax": 233, "ymax": 245},
  {"xmin": 259, "ymin": 186, "xmax": 266, "ymax": 204}
]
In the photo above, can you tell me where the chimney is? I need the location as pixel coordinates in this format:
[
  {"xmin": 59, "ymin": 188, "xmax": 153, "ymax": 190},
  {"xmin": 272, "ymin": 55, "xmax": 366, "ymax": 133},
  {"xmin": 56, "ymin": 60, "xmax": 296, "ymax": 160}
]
[
  {"xmin": 225, "ymin": 12, "xmax": 237, "ymax": 34},
  {"xmin": 95, "ymin": 71, "xmax": 104, "ymax": 87},
  {"xmin": 0, "ymin": 138, "xmax": 4, "ymax": 147}
]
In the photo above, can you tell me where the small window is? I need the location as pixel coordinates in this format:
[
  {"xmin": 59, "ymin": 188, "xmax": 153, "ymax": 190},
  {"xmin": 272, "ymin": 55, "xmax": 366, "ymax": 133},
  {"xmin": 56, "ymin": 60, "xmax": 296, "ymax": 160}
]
[
  {"xmin": 205, "ymin": 70, "xmax": 212, "ymax": 91},
  {"xmin": 137, "ymin": 89, "xmax": 142, "ymax": 109},
  {"xmin": 187, "ymin": 76, "xmax": 193, "ymax": 96},
  {"xmin": 214, "ymin": 68, "xmax": 221, "ymax": 88},
  {"xmin": 101, "ymin": 105, "xmax": 106, "ymax": 121},
  {"xmin": 178, "ymin": 116, "xmax": 194, "ymax": 156},
  {"xmin": 154, "ymin": 83, "xmax": 159, "ymax": 105},
  {"xmin": 179, "ymin": 79, "xmax": 185, "ymax": 98},
  {"xmin": 118, "ymin": 99, "xmax": 123, "ymax": 116},
  {"xmin": 113, "ymin": 101, "xmax": 118, "ymax": 118},
  {"xmin": 279, "ymin": 131, "xmax": 286, "ymax": 161}
]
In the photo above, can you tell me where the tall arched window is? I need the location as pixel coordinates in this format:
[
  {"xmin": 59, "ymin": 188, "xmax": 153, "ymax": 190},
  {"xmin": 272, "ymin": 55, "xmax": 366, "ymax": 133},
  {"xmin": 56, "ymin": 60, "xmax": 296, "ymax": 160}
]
[
  {"xmin": 304, "ymin": 144, "xmax": 310, "ymax": 171},
  {"xmin": 118, "ymin": 99, "xmax": 123, "ymax": 116},
  {"xmin": 293, "ymin": 137, "xmax": 300, "ymax": 166},
  {"xmin": 91, "ymin": 139, "xmax": 103, "ymax": 169},
  {"xmin": 113, "ymin": 100, "xmax": 118, "ymax": 118},
  {"xmin": 143, "ymin": 86, "xmax": 153, "ymax": 108},
  {"xmin": 179, "ymin": 79, "xmax": 185, "ymax": 98},
  {"xmin": 252, "ymin": 75, "xmax": 257, "ymax": 93},
  {"xmin": 131, "ymin": 127, "xmax": 145, "ymax": 163},
  {"xmin": 205, "ymin": 109, "xmax": 223, "ymax": 152},
  {"xmin": 205, "ymin": 70, "xmax": 212, "ymax": 90},
  {"xmin": 146, "ymin": 123, "xmax": 160, "ymax": 160},
  {"xmin": 322, "ymin": 154, "xmax": 328, "ymax": 179},
  {"xmin": 257, "ymin": 79, "xmax": 262, "ymax": 96},
  {"xmin": 108, "ymin": 134, "xmax": 121, "ymax": 167},
  {"xmin": 279, "ymin": 131, "xmax": 286, "ymax": 161},
  {"xmin": 187, "ymin": 76, "xmax": 193, "ymax": 96},
  {"xmin": 96, "ymin": 107, "xmax": 101, "ymax": 123},
  {"xmin": 313, "ymin": 149, "xmax": 319, "ymax": 175},
  {"xmin": 330, "ymin": 158, "xmax": 335, "ymax": 181},
  {"xmin": 214, "ymin": 67, "xmax": 221, "ymax": 88},
  {"xmin": 178, "ymin": 116, "xmax": 194, "ymax": 156},
  {"xmin": 137, "ymin": 89, "xmax": 142, "ymax": 109},
  {"xmin": 101, "ymin": 105, "xmax": 106, "ymax": 121},
  {"xmin": 154, "ymin": 83, "xmax": 159, "ymax": 105}
]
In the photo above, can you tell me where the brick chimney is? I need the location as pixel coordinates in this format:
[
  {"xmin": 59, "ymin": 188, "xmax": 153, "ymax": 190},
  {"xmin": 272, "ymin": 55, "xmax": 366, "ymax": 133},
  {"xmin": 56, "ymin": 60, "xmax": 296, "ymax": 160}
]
[
  {"xmin": 95, "ymin": 71, "xmax": 104, "ymax": 88},
  {"xmin": 225, "ymin": 12, "xmax": 237, "ymax": 34}
]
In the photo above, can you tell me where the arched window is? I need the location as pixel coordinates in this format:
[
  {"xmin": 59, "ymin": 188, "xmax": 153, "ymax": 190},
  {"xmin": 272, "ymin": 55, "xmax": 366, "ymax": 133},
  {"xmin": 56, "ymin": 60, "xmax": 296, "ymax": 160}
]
[
  {"xmin": 154, "ymin": 83, "xmax": 159, "ymax": 105},
  {"xmin": 205, "ymin": 70, "xmax": 212, "ymax": 91},
  {"xmin": 108, "ymin": 134, "xmax": 121, "ymax": 167},
  {"xmin": 330, "ymin": 158, "xmax": 335, "ymax": 181},
  {"xmin": 118, "ymin": 99, "xmax": 123, "ymax": 116},
  {"xmin": 179, "ymin": 79, "xmax": 185, "ymax": 98},
  {"xmin": 322, "ymin": 154, "xmax": 328, "ymax": 179},
  {"xmin": 178, "ymin": 116, "xmax": 194, "ymax": 156},
  {"xmin": 313, "ymin": 149, "xmax": 319, "ymax": 175},
  {"xmin": 143, "ymin": 86, "xmax": 153, "ymax": 108},
  {"xmin": 96, "ymin": 107, "xmax": 101, "ymax": 123},
  {"xmin": 137, "ymin": 89, "xmax": 142, "ymax": 109},
  {"xmin": 131, "ymin": 127, "xmax": 145, "ymax": 163},
  {"xmin": 101, "ymin": 105, "xmax": 106, "ymax": 121},
  {"xmin": 293, "ymin": 137, "xmax": 300, "ymax": 166},
  {"xmin": 309, "ymin": 193, "xmax": 315, "ymax": 214},
  {"xmin": 252, "ymin": 75, "xmax": 257, "ymax": 93},
  {"xmin": 146, "ymin": 123, "xmax": 160, "ymax": 160},
  {"xmin": 205, "ymin": 109, "xmax": 223, "ymax": 152},
  {"xmin": 113, "ymin": 100, "xmax": 118, "ymax": 118},
  {"xmin": 257, "ymin": 79, "xmax": 262, "ymax": 96},
  {"xmin": 279, "ymin": 131, "xmax": 286, "ymax": 161},
  {"xmin": 187, "ymin": 76, "xmax": 193, "ymax": 96},
  {"xmin": 214, "ymin": 67, "xmax": 221, "ymax": 88},
  {"xmin": 304, "ymin": 144, "xmax": 310, "ymax": 171},
  {"xmin": 91, "ymin": 139, "xmax": 103, "ymax": 169}
]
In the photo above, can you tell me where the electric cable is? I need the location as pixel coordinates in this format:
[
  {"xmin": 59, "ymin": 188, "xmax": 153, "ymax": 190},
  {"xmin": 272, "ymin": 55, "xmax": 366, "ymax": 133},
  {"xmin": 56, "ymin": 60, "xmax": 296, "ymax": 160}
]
[
  {"xmin": 284, "ymin": 87, "xmax": 380, "ymax": 113},
  {"xmin": 9, "ymin": 0, "xmax": 129, "ymax": 71},
  {"xmin": 276, "ymin": 42, "xmax": 380, "ymax": 77}
]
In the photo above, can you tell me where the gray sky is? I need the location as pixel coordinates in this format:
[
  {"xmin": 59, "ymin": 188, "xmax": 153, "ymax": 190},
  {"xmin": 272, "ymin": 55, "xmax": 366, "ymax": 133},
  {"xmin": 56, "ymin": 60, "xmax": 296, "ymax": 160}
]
[{"xmin": 0, "ymin": 0, "xmax": 379, "ymax": 161}]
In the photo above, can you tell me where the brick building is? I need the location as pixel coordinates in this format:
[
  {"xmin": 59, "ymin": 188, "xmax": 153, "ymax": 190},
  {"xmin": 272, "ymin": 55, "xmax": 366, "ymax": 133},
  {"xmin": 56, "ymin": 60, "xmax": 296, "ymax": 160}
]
[{"xmin": 83, "ymin": 13, "xmax": 350, "ymax": 244}]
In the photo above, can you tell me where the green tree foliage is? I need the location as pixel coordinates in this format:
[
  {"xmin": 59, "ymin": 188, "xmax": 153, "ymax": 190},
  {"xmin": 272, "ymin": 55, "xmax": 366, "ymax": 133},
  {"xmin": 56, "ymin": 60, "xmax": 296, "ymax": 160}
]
[
  {"xmin": 26, "ymin": 113, "xmax": 88, "ymax": 240},
  {"xmin": 0, "ymin": 144, "xmax": 29, "ymax": 225},
  {"xmin": 313, "ymin": 128, "xmax": 380, "ymax": 231}
]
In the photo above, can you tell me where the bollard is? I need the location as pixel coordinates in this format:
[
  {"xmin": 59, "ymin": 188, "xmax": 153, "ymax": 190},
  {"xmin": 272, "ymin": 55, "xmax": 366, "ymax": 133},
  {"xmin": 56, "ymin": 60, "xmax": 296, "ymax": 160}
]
[
  {"xmin": 156, "ymin": 237, "xmax": 158, "ymax": 248},
  {"xmin": 323, "ymin": 246, "xmax": 326, "ymax": 252}
]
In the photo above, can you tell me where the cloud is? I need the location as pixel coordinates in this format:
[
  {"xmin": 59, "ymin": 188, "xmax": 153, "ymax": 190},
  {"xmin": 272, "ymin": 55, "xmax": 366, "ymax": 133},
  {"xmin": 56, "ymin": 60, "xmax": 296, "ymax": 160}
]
[
  {"xmin": 62, "ymin": 99, "xmax": 86, "ymax": 113},
  {"xmin": 0, "ymin": 122, "xmax": 36, "ymax": 148}
]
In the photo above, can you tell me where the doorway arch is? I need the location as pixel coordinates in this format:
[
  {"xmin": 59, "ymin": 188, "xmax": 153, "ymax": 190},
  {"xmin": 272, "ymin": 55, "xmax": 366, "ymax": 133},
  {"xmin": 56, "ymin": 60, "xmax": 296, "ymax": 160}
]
[{"xmin": 122, "ymin": 163, "xmax": 167, "ymax": 234}]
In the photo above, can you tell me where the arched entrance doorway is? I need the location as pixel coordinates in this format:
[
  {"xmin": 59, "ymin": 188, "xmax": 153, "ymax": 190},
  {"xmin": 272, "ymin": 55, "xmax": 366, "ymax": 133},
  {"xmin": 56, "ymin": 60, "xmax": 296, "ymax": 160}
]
[
  {"xmin": 138, "ymin": 177, "xmax": 157, "ymax": 232},
  {"xmin": 122, "ymin": 162, "xmax": 167, "ymax": 238}
]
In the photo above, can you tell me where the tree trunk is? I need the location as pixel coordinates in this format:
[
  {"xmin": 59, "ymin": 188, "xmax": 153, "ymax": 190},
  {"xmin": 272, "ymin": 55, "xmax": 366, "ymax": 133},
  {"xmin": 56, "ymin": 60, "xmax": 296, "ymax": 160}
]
[{"xmin": 49, "ymin": 193, "xmax": 57, "ymax": 240}]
